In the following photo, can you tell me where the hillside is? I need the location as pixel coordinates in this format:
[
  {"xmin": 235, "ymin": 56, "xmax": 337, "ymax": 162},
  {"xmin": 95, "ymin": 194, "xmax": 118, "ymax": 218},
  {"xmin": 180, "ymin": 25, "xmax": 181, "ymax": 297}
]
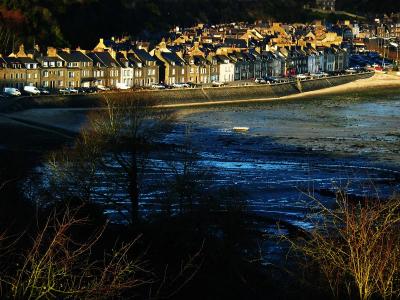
[{"xmin": 0, "ymin": 0, "xmax": 400, "ymax": 52}]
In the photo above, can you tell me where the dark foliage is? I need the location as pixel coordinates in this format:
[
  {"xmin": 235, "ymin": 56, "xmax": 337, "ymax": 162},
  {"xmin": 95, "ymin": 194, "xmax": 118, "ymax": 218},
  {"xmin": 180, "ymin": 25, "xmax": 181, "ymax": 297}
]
[{"xmin": 2, "ymin": 0, "xmax": 399, "ymax": 51}]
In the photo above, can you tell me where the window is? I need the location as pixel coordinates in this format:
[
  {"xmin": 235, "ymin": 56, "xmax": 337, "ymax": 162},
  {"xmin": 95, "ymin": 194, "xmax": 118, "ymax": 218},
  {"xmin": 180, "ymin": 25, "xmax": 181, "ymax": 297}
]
[
  {"xmin": 43, "ymin": 71, "xmax": 49, "ymax": 78},
  {"xmin": 68, "ymin": 72, "xmax": 75, "ymax": 78}
]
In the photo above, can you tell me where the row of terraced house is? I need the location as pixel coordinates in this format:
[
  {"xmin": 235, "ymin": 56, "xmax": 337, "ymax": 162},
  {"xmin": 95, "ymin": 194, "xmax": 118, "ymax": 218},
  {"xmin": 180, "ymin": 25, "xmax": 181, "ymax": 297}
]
[
  {"xmin": 0, "ymin": 44, "xmax": 159, "ymax": 90},
  {"xmin": 0, "ymin": 24, "xmax": 350, "ymax": 90}
]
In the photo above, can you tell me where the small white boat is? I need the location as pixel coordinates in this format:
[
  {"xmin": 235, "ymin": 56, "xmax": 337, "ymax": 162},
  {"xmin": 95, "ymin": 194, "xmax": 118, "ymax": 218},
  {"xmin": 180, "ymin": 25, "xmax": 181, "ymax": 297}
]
[{"xmin": 233, "ymin": 127, "xmax": 250, "ymax": 132}]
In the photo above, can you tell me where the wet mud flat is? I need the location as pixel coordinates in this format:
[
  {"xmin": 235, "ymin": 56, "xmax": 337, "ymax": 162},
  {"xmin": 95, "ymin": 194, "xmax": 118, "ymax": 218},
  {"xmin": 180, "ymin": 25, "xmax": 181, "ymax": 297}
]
[
  {"xmin": 2, "ymin": 90, "xmax": 400, "ymax": 230},
  {"xmin": 153, "ymin": 92, "xmax": 400, "ymax": 228}
]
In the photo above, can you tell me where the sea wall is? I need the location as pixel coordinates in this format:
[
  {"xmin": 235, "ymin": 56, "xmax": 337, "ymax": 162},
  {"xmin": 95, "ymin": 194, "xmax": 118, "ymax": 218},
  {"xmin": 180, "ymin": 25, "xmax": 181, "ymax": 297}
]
[
  {"xmin": 124, "ymin": 72, "xmax": 374, "ymax": 105},
  {"xmin": 0, "ymin": 72, "xmax": 374, "ymax": 112}
]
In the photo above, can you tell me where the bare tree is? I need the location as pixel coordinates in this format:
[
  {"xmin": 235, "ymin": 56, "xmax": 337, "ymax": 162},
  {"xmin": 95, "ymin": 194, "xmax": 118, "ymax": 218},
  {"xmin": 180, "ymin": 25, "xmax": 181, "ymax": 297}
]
[
  {"xmin": 0, "ymin": 207, "xmax": 151, "ymax": 300},
  {"xmin": 47, "ymin": 93, "xmax": 174, "ymax": 225},
  {"xmin": 286, "ymin": 191, "xmax": 400, "ymax": 300}
]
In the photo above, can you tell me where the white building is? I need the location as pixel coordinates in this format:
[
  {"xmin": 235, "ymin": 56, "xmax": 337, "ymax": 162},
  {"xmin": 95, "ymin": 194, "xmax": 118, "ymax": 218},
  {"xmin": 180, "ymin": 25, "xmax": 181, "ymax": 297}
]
[{"xmin": 216, "ymin": 55, "xmax": 235, "ymax": 82}]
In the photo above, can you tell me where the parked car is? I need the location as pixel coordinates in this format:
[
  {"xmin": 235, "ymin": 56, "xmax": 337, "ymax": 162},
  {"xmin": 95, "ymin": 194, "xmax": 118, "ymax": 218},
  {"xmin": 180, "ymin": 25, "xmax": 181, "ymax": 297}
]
[
  {"xmin": 58, "ymin": 88, "xmax": 70, "ymax": 94},
  {"xmin": 212, "ymin": 81, "xmax": 226, "ymax": 87},
  {"xmin": 151, "ymin": 84, "xmax": 166, "ymax": 90},
  {"xmin": 116, "ymin": 82, "xmax": 131, "ymax": 90},
  {"xmin": 264, "ymin": 76, "xmax": 277, "ymax": 84},
  {"xmin": 255, "ymin": 78, "xmax": 267, "ymax": 84},
  {"xmin": 38, "ymin": 88, "xmax": 50, "ymax": 95},
  {"xmin": 23, "ymin": 86, "xmax": 41, "ymax": 95},
  {"xmin": 3, "ymin": 87, "xmax": 21, "ymax": 97},
  {"xmin": 66, "ymin": 87, "xmax": 79, "ymax": 94},
  {"xmin": 294, "ymin": 74, "xmax": 308, "ymax": 80},
  {"xmin": 172, "ymin": 83, "xmax": 190, "ymax": 88},
  {"xmin": 86, "ymin": 87, "xmax": 98, "ymax": 93},
  {"xmin": 96, "ymin": 85, "xmax": 110, "ymax": 91},
  {"xmin": 77, "ymin": 87, "xmax": 88, "ymax": 94}
]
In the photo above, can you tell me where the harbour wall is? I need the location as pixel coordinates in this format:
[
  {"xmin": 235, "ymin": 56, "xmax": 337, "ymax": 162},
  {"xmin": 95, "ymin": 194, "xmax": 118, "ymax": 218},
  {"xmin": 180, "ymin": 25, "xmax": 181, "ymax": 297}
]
[
  {"xmin": 121, "ymin": 72, "xmax": 374, "ymax": 105},
  {"xmin": 1, "ymin": 72, "xmax": 374, "ymax": 112}
]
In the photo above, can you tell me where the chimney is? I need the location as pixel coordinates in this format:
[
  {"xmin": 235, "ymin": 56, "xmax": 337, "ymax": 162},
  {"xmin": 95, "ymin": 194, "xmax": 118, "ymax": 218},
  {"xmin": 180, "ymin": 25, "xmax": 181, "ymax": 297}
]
[
  {"xmin": 16, "ymin": 44, "xmax": 27, "ymax": 58},
  {"xmin": 62, "ymin": 48, "xmax": 71, "ymax": 53},
  {"xmin": 47, "ymin": 47, "xmax": 57, "ymax": 57}
]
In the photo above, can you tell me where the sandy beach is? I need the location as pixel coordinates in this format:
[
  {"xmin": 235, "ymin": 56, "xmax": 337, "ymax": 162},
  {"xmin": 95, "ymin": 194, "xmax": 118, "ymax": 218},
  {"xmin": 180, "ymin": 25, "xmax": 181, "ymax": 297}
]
[{"xmin": 158, "ymin": 73, "xmax": 400, "ymax": 108}]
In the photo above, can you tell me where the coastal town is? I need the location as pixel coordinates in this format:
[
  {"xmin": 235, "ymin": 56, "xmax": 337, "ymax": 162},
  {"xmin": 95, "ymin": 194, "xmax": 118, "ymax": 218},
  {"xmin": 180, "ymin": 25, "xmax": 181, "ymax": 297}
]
[
  {"xmin": 0, "ymin": 0, "xmax": 398, "ymax": 96},
  {"xmin": 1, "ymin": 1, "xmax": 400, "ymax": 300}
]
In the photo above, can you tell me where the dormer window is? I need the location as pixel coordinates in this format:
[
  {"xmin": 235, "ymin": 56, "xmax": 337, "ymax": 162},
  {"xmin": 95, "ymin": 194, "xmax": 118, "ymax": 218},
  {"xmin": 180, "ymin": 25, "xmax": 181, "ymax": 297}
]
[
  {"xmin": 57, "ymin": 61, "xmax": 63, "ymax": 67},
  {"xmin": 43, "ymin": 62, "xmax": 48, "ymax": 67}
]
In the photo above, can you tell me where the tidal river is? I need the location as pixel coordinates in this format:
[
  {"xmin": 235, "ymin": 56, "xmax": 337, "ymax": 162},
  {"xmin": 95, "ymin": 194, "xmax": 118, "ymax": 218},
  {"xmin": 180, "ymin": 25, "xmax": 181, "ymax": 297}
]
[
  {"xmin": 13, "ymin": 89, "xmax": 400, "ymax": 228},
  {"xmin": 155, "ymin": 90, "xmax": 400, "ymax": 228}
]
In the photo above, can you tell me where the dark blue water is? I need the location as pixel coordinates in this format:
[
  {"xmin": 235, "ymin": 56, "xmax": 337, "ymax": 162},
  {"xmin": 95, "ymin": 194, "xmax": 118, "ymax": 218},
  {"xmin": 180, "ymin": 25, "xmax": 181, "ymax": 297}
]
[{"xmin": 156, "ymin": 94, "xmax": 400, "ymax": 228}]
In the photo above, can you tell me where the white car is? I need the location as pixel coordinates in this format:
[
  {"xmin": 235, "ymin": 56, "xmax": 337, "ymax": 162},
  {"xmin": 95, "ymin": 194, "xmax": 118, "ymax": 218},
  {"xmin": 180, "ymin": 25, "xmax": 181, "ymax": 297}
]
[
  {"xmin": 255, "ymin": 78, "xmax": 267, "ymax": 84},
  {"xmin": 116, "ymin": 83, "xmax": 131, "ymax": 90},
  {"xmin": 212, "ymin": 81, "xmax": 226, "ymax": 87},
  {"xmin": 172, "ymin": 83, "xmax": 190, "ymax": 88},
  {"xmin": 96, "ymin": 85, "xmax": 110, "ymax": 91},
  {"xmin": 59, "ymin": 88, "xmax": 70, "ymax": 94},
  {"xmin": 66, "ymin": 88, "xmax": 79, "ymax": 94},
  {"xmin": 4, "ymin": 87, "xmax": 21, "ymax": 96},
  {"xmin": 151, "ymin": 84, "xmax": 166, "ymax": 89},
  {"xmin": 295, "ymin": 74, "xmax": 308, "ymax": 80},
  {"xmin": 23, "ymin": 86, "xmax": 41, "ymax": 95}
]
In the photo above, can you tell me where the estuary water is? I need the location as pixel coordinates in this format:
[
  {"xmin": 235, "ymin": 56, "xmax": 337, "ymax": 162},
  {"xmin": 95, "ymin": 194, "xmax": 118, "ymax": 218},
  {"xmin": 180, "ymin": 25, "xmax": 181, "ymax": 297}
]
[
  {"xmin": 155, "ymin": 91, "xmax": 400, "ymax": 228},
  {"xmin": 14, "ymin": 90, "xmax": 400, "ymax": 227}
]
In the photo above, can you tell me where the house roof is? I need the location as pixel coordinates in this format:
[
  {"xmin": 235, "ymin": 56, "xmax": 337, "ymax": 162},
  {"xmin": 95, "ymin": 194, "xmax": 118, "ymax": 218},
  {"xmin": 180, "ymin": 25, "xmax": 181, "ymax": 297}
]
[
  {"xmin": 0, "ymin": 57, "xmax": 6, "ymax": 67},
  {"xmin": 127, "ymin": 53, "xmax": 143, "ymax": 66},
  {"xmin": 161, "ymin": 52, "xmax": 185, "ymax": 65},
  {"xmin": 132, "ymin": 49, "xmax": 156, "ymax": 62},
  {"xmin": 57, "ymin": 50, "xmax": 92, "ymax": 63},
  {"xmin": 223, "ymin": 38, "xmax": 247, "ymax": 48},
  {"xmin": 39, "ymin": 56, "xmax": 64, "ymax": 63},
  {"xmin": 88, "ymin": 52, "xmax": 119, "ymax": 68},
  {"xmin": 18, "ymin": 57, "xmax": 39, "ymax": 64}
]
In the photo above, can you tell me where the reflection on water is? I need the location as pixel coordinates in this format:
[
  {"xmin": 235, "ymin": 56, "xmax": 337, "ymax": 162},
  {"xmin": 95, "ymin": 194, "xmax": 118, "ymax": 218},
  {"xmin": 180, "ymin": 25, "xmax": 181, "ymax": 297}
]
[
  {"xmin": 160, "ymin": 93, "xmax": 400, "ymax": 227},
  {"xmin": 25, "ymin": 92, "xmax": 400, "ymax": 228}
]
